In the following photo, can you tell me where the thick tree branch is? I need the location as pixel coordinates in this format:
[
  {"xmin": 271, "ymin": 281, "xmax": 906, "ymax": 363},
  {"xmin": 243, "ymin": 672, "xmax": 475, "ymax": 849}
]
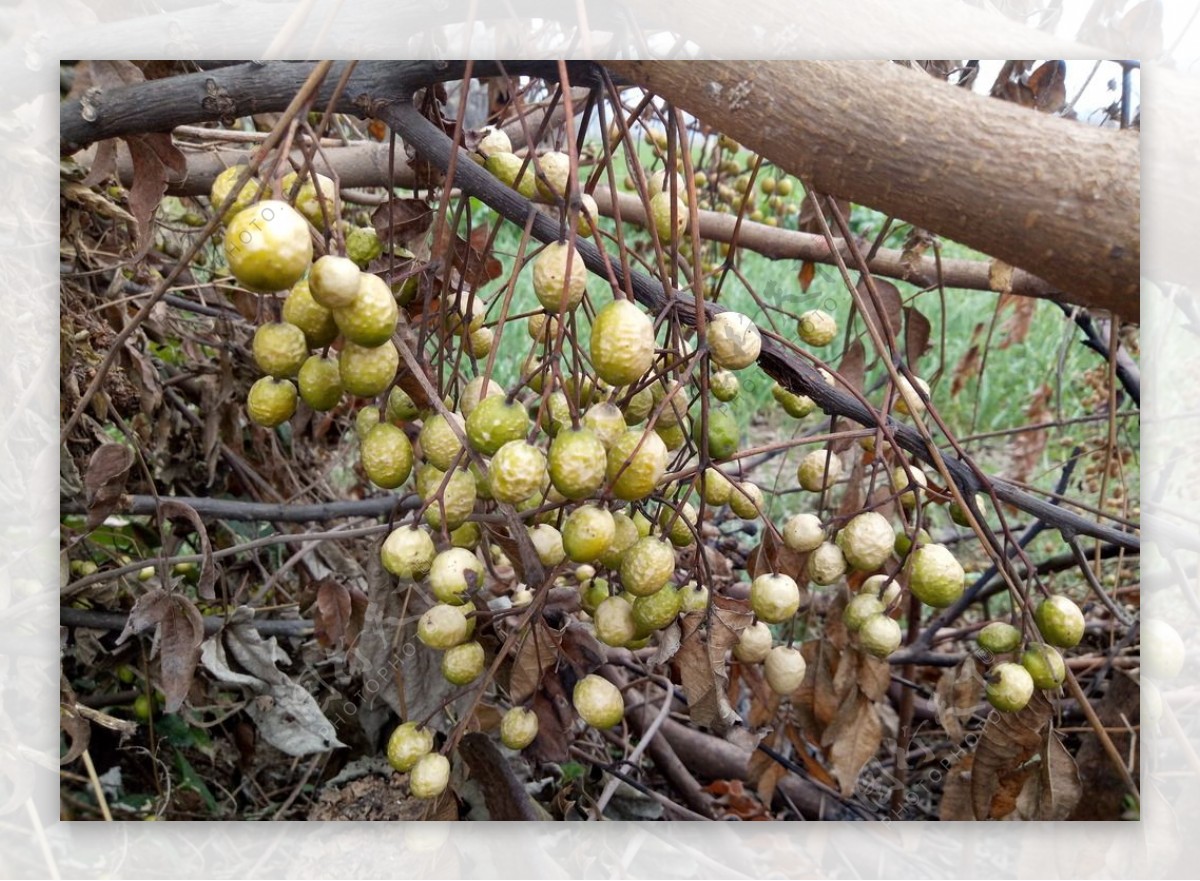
[{"xmin": 61, "ymin": 493, "xmax": 416, "ymax": 522}]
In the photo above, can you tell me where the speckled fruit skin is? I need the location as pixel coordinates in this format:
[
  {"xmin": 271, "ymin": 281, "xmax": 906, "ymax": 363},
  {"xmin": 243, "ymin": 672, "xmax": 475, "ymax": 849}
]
[
  {"xmin": 308, "ymin": 254, "xmax": 362, "ymax": 308},
  {"xmin": 797, "ymin": 449, "xmax": 843, "ymax": 492},
  {"xmin": 594, "ymin": 595, "xmax": 637, "ymax": 647},
  {"xmin": 283, "ymin": 280, "xmax": 338, "ymax": 348},
  {"xmin": 908, "ymin": 544, "xmax": 966, "ymax": 608},
  {"xmin": 729, "ymin": 481, "xmax": 763, "ymax": 520},
  {"xmin": 338, "ymin": 341, "xmax": 399, "ymax": 398},
  {"xmin": 417, "ymin": 603, "xmax": 469, "ymax": 649},
  {"xmin": 380, "ymin": 526, "xmax": 435, "ymax": 579},
  {"xmin": 210, "ymin": 164, "xmax": 268, "ymax": 222},
  {"xmin": 488, "ymin": 441, "xmax": 547, "ymax": 505},
  {"xmin": 750, "ymin": 573, "xmax": 800, "ymax": 624},
  {"xmin": 632, "ymin": 584, "xmax": 682, "ymax": 636},
  {"xmin": 466, "ymin": 395, "xmax": 531, "ymax": 456},
  {"xmin": 783, "ymin": 513, "xmax": 825, "ymax": 553},
  {"xmin": 733, "ymin": 621, "xmax": 773, "ymax": 663},
  {"xmin": 386, "ymin": 722, "xmax": 433, "ymax": 772},
  {"xmin": 422, "ymin": 468, "xmax": 476, "ymax": 531},
  {"xmin": 429, "ymin": 548, "xmax": 484, "ymax": 605},
  {"xmin": 253, "ymin": 322, "xmax": 309, "ymax": 379},
  {"xmin": 894, "ymin": 375, "xmax": 930, "ymax": 416},
  {"xmin": 764, "ymin": 646, "xmax": 807, "ymax": 695},
  {"xmin": 548, "ymin": 428, "xmax": 608, "ymax": 500},
  {"xmin": 706, "ymin": 311, "xmax": 761, "ymax": 370},
  {"xmin": 409, "ymin": 753, "xmax": 450, "ymax": 799},
  {"xmin": 247, "ymin": 377, "xmax": 297, "ymax": 427},
  {"xmin": 808, "ymin": 542, "xmax": 847, "ymax": 586},
  {"xmin": 598, "ymin": 513, "xmax": 640, "ymax": 569},
  {"xmin": 1021, "ymin": 645, "xmax": 1066, "ymax": 689},
  {"xmin": 223, "ymin": 201, "xmax": 312, "ymax": 292},
  {"xmin": 533, "ymin": 242, "xmax": 588, "ymax": 312},
  {"xmin": 836, "ymin": 512, "xmax": 895, "ymax": 572},
  {"xmin": 658, "ymin": 502, "xmax": 697, "ymax": 548},
  {"xmin": 333, "ymin": 273, "xmax": 398, "ymax": 347},
  {"xmin": 419, "ymin": 412, "xmax": 466, "ymax": 472},
  {"xmin": 458, "ymin": 376, "xmax": 504, "ymax": 420},
  {"xmin": 620, "ymin": 538, "xmax": 676, "ymax": 597},
  {"xmin": 797, "ymin": 309, "xmax": 838, "ymax": 346},
  {"xmin": 978, "ymin": 622, "xmax": 1022, "ymax": 655},
  {"xmin": 1034, "ymin": 596, "xmax": 1085, "ymax": 648},
  {"xmin": 442, "ymin": 641, "xmax": 485, "ymax": 685},
  {"xmin": 581, "ymin": 403, "xmax": 625, "ymax": 450},
  {"xmin": 573, "ymin": 674, "xmax": 624, "ymax": 729},
  {"xmin": 590, "ymin": 299, "xmax": 655, "ymax": 387},
  {"xmin": 361, "ymin": 423, "xmax": 414, "ymax": 489},
  {"xmin": 500, "ymin": 707, "xmax": 539, "ymax": 750},
  {"xmin": 562, "ymin": 505, "xmax": 616, "ymax": 563},
  {"xmin": 986, "ymin": 662, "xmax": 1035, "ymax": 713},
  {"xmin": 858, "ymin": 613, "xmax": 903, "ymax": 658},
  {"xmin": 297, "ymin": 355, "xmax": 342, "ymax": 411},
  {"xmin": 710, "ymin": 369, "xmax": 740, "ymax": 402},
  {"xmin": 606, "ymin": 429, "xmax": 668, "ymax": 501}
]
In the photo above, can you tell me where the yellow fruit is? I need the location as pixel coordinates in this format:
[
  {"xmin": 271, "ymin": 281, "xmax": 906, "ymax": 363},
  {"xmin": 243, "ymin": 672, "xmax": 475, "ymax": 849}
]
[
  {"xmin": 409, "ymin": 752, "xmax": 450, "ymax": 799},
  {"xmin": 485, "ymin": 152, "xmax": 538, "ymax": 199},
  {"xmin": 361, "ymin": 423, "xmax": 414, "ymax": 489},
  {"xmin": 346, "ymin": 226, "xmax": 383, "ymax": 268},
  {"xmin": 528, "ymin": 312, "xmax": 558, "ymax": 344},
  {"xmin": 1021, "ymin": 645, "xmax": 1066, "ymax": 689},
  {"xmin": 978, "ymin": 622, "xmax": 1022, "ymax": 654},
  {"xmin": 534, "ymin": 150, "xmax": 572, "ymax": 201},
  {"xmin": 700, "ymin": 467, "xmax": 733, "ymax": 506},
  {"xmin": 386, "ymin": 721, "xmax": 433, "ymax": 772},
  {"xmin": 338, "ymin": 340, "xmax": 399, "ymax": 397},
  {"xmin": 632, "ymin": 583, "xmax": 682, "ymax": 635},
  {"xmin": 798, "ymin": 449, "xmax": 843, "ymax": 492},
  {"xmin": 1142, "ymin": 619, "xmax": 1186, "ymax": 679},
  {"xmin": 575, "ymin": 192, "xmax": 600, "ymax": 237},
  {"xmin": 210, "ymin": 164, "xmax": 268, "ymax": 223},
  {"xmin": 764, "ymin": 645, "xmax": 806, "ymax": 695},
  {"xmin": 891, "ymin": 466, "xmax": 928, "ymax": 510},
  {"xmin": 595, "ymin": 595, "xmax": 637, "ymax": 647},
  {"xmin": 500, "ymin": 707, "xmax": 539, "ymax": 750},
  {"xmin": 797, "ymin": 309, "xmax": 838, "ymax": 346},
  {"xmin": 562, "ymin": 505, "xmax": 615, "ymax": 563},
  {"xmin": 332, "ymin": 273, "xmax": 398, "ymax": 347},
  {"xmin": 706, "ymin": 311, "xmax": 761, "ymax": 370},
  {"xmin": 590, "ymin": 299, "xmax": 655, "ymax": 387},
  {"xmin": 728, "ymin": 481, "xmax": 763, "ymax": 520},
  {"xmin": 733, "ymin": 621, "xmax": 772, "ymax": 663},
  {"xmin": 836, "ymin": 512, "xmax": 894, "ymax": 572},
  {"xmin": 986, "ymin": 662, "xmax": 1034, "ymax": 712},
  {"xmin": 598, "ymin": 513, "xmax": 639, "ymax": 569},
  {"xmin": 468, "ymin": 327, "xmax": 494, "ymax": 359},
  {"xmin": 750, "ymin": 573, "xmax": 800, "ymax": 623},
  {"xmin": 1034, "ymin": 596, "xmax": 1085, "ymax": 648},
  {"xmin": 246, "ymin": 377, "xmax": 297, "ymax": 427},
  {"xmin": 861, "ymin": 574, "xmax": 902, "ymax": 608},
  {"xmin": 894, "ymin": 375, "xmax": 931, "ymax": 416},
  {"xmin": 533, "ymin": 242, "xmax": 588, "ymax": 312},
  {"xmin": 782, "ymin": 513, "xmax": 825, "ymax": 553},
  {"xmin": 808, "ymin": 542, "xmax": 847, "ymax": 586},
  {"xmin": 381, "ymin": 526, "xmax": 435, "ymax": 579},
  {"xmin": 355, "ymin": 405, "xmax": 381, "ymax": 439},
  {"xmin": 308, "ymin": 254, "xmax": 362, "ymax": 309},
  {"xmin": 908, "ymin": 544, "xmax": 965, "ymax": 608},
  {"xmin": 458, "ymin": 376, "xmax": 504, "ymax": 419},
  {"xmin": 488, "ymin": 441, "xmax": 547, "ymax": 505},
  {"xmin": 422, "ymin": 468, "xmax": 476, "ymax": 530},
  {"xmin": 223, "ymin": 201, "xmax": 312, "ymax": 292},
  {"xmin": 548, "ymin": 428, "xmax": 607, "ymax": 500},
  {"xmin": 442, "ymin": 640, "xmax": 486, "ymax": 686},
  {"xmin": 859, "ymin": 614, "xmax": 903, "ymax": 658},
  {"xmin": 606, "ymin": 429, "xmax": 668, "ymax": 501},
  {"xmin": 417, "ymin": 603, "xmax": 469, "ymax": 649},
  {"xmin": 572, "ymin": 674, "xmax": 624, "ymax": 729},
  {"xmin": 252, "ymin": 322, "xmax": 309, "ymax": 378},
  {"xmin": 649, "ymin": 191, "xmax": 689, "ymax": 242},
  {"xmin": 680, "ymin": 581, "xmax": 709, "ymax": 612},
  {"xmin": 429, "ymin": 547, "xmax": 484, "ymax": 605},
  {"xmin": 528, "ymin": 524, "xmax": 566, "ymax": 567},
  {"xmin": 282, "ymin": 279, "xmax": 338, "ymax": 347},
  {"xmin": 618, "ymin": 538, "xmax": 674, "ymax": 597},
  {"xmin": 582, "ymin": 403, "xmax": 626, "ymax": 449},
  {"xmin": 710, "ymin": 369, "xmax": 740, "ymax": 402},
  {"xmin": 622, "ymin": 386, "xmax": 654, "ymax": 426},
  {"xmin": 281, "ymin": 171, "xmax": 337, "ymax": 229},
  {"xmin": 844, "ymin": 594, "xmax": 886, "ymax": 631},
  {"xmin": 656, "ymin": 422, "xmax": 686, "ymax": 451},
  {"xmin": 658, "ymin": 501, "xmax": 697, "ymax": 548},
  {"xmin": 465, "ymin": 395, "xmax": 530, "ymax": 456},
  {"xmin": 476, "ymin": 126, "xmax": 512, "ymax": 158},
  {"xmin": 419, "ymin": 412, "xmax": 466, "ymax": 471}
]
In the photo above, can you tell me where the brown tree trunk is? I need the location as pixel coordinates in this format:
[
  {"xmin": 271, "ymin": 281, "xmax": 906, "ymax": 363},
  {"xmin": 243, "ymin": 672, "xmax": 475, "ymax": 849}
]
[{"xmin": 605, "ymin": 60, "xmax": 1139, "ymax": 320}]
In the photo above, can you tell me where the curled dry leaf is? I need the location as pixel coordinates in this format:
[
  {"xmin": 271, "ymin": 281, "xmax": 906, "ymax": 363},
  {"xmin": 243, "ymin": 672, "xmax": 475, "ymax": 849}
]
[
  {"xmin": 83, "ymin": 442, "xmax": 134, "ymax": 529},
  {"xmin": 116, "ymin": 587, "xmax": 205, "ymax": 714},
  {"xmin": 934, "ymin": 656, "xmax": 984, "ymax": 744},
  {"xmin": 158, "ymin": 499, "xmax": 216, "ymax": 600},
  {"xmin": 970, "ymin": 689, "xmax": 1053, "ymax": 820},
  {"xmin": 854, "ymin": 276, "xmax": 902, "ymax": 344},
  {"xmin": 676, "ymin": 597, "xmax": 753, "ymax": 734}
]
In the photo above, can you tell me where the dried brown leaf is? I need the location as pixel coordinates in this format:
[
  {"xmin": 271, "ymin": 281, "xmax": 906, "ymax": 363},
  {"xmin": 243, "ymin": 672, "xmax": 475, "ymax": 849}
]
[
  {"xmin": 450, "ymin": 229, "xmax": 503, "ymax": 288},
  {"xmin": 797, "ymin": 260, "xmax": 816, "ymax": 293},
  {"xmin": 745, "ymin": 525, "xmax": 806, "ymax": 584},
  {"xmin": 825, "ymin": 693, "xmax": 882, "ymax": 797},
  {"xmin": 836, "ymin": 339, "xmax": 866, "ymax": 396},
  {"xmin": 935, "ymin": 656, "xmax": 984, "ymax": 743},
  {"xmin": 904, "ymin": 306, "xmax": 932, "ymax": 367},
  {"xmin": 509, "ymin": 623, "xmax": 557, "ymax": 706},
  {"xmin": 854, "ymin": 277, "xmax": 902, "ymax": 343},
  {"xmin": 677, "ymin": 600, "xmax": 752, "ymax": 733},
  {"xmin": 1007, "ymin": 384, "xmax": 1053, "ymax": 484},
  {"xmin": 116, "ymin": 588, "xmax": 204, "ymax": 714},
  {"xmin": 997, "ymin": 292, "xmax": 1037, "ymax": 349},
  {"xmin": 125, "ymin": 132, "xmax": 186, "ymax": 257},
  {"xmin": 1028, "ymin": 60, "xmax": 1067, "ymax": 114},
  {"xmin": 528, "ymin": 679, "xmax": 572, "ymax": 763},
  {"xmin": 59, "ymin": 700, "xmax": 91, "ymax": 766},
  {"xmin": 371, "ymin": 197, "xmax": 434, "ymax": 247},
  {"xmin": 970, "ymin": 689, "xmax": 1054, "ymax": 820},
  {"xmin": 159, "ymin": 499, "xmax": 216, "ymax": 600},
  {"xmin": 951, "ymin": 343, "xmax": 982, "ymax": 398},
  {"xmin": 83, "ymin": 442, "xmax": 134, "ymax": 529},
  {"xmin": 855, "ymin": 649, "xmax": 892, "ymax": 703},
  {"xmin": 1015, "ymin": 731, "xmax": 1082, "ymax": 820},
  {"xmin": 312, "ymin": 579, "xmax": 353, "ymax": 650},
  {"xmin": 939, "ymin": 754, "xmax": 975, "ymax": 820}
]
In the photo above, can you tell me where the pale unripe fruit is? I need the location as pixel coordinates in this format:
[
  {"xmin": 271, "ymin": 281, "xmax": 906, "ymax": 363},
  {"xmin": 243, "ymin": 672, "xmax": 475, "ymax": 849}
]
[
  {"xmin": 728, "ymin": 481, "xmax": 763, "ymax": 520},
  {"xmin": 548, "ymin": 428, "xmax": 607, "ymax": 500},
  {"xmin": 594, "ymin": 595, "xmax": 637, "ymax": 647},
  {"xmin": 891, "ymin": 465, "xmax": 928, "ymax": 510},
  {"xmin": 1034, "ymin": 595, "xmax": 1085, "ymax": 648},
  {"xmin": 581, "ymin": 403, "xmax": 625, "ymax": 450},
  {"xmin": 511, "ymin": 587, "xmax": 533, "ymax": 607},
  {"xmin": 563, "ymin": 504, "xmax": 615, "ymax": 563},
  {"xmin": 442, "ymin": 640, "xmax": 486, "ymax": 686},
  {"xmin": 528, "ymin": 524, "xmax": 566, "ymax": 567},
  {"xmin": 808, "ymin": 542, "xmax": 847, "ymax": 586},
  {"xmin": 650, "ymin": 191, "xmax": 689, "ymax": 241},
  {"xmin": 798, "ymin": 449, "xmax": 843, "ymax": 492},
  {"xmin": 1142, "ymin": 619, "xmax": 1186, "ymax": 679},
  {"xmin": 338, "ymin": 340, "xmax": 399, "ymax": 398},
  {"xmin": 429, "ymin": 547, "xmax": 484, "ymax": 605},
  {"xmin": 707, "ymin": 311, "xmax": 761, "ymax": 370},
  {"xmin": 783, "ymin": 513, "xmax": 825, "ymax": 553},
  {"xmin": 534, "ymin": 151, "xmax": 572, "ymax": 200},
  {"xmin": 894, "ymin": 375, "xmax": 931, "ymax": 416},
  {"xmin": 773, "ymin": 383, "xmax": 816, "ymax": 418},
  {"xmin": 297, "ymin": 355, "xmax": 342, "ymax": 411},
  {"xmin": 409, "ymin": 752, "xmax": 451, "ymax": 799},
  {"xmin": 247, "ymin": 377, "xmax": 297, "ymax": 427},
  {"xmin": 283, "ymin": 280, "xmax": 338, "ymax": 348},
  {"xmin": 573, "ymin": 674, "xmax": 624, "ymax": 729},
  {"xmin": 253, "ymin": 322, "xmax": 309, "ymax": 378},
  {"xmin": 309, "ymin": 254, "xmax": 362, "ymax": 308},
  {"xmin": 575, "ymin": 192, "xmax": 600, "ymax": 236},
  {"xmin": 616, "ymin": 538, "xmax": 672, "ymax": 597},
  {"xmin": 281, "ymin": 171, "xmax": 336, "ymax": 229},
  {"xmin": 422, "ymin": 468, "xmax": 476, "ymax": 531},
  {"xmin": 733, "ymin": 621, "xmax": 773, "ymax": 663},
  {"xmin": 693, "ymin": 408, "xmax": 740, "ymax": 461},
  {"xmin": 649, "ymin": 380, "xmax": 687, "ymax": 428},
  {"xmin": 528, "ymin": 311, "xmax": 559, "ymax": 344},
  {"xmin": 750, "ymin": 573, "xmax": 800, "ymax": 624},
  {"xmin": 459, "ymin": 376, "xmax": 504, "ymax": 419},
  {"xmin": 386, "ymin": 721, "xmax": 433, "ymax": 772},
  {"xmin": 710, "ymin": 369, "xmax": 740, "ymax": 402},
  {"xmin": 346, "ymin": 226, "xmax": 383, "ymax": 268},
  {"xmin": 836, "ymin": 511, "xmax": 895, "ymax": 572},
  {"xmin": 648, "ymin": 170, "xmax": 685, "ymax": 198},
  {"xmin": 210, "ymin": 164, "xmax": 267, "ymax": 222},
  {"xmin": 223, "ymin": 201, "xmax": 312, "ymax": 292},
  {"xmin": 764, "ymin": 646, "xmax": 807, "ymax": 695},
  {"xmin": 658, "ymin": 501, "xmax": 697, "ymax": 548},
  {"xmin": 908, "ymin": 544, "xmax": 965, "ymax": 608},
  {"xmin": 420, "ymin": 412, "xmax": 466, "ymax": 472},
  {"xmin": 859, "ymin": 614, "xmax": 903, "ymax": 658},
  {"xmin": 700, "ymin": 468, "xmax": 734, "ymax": 506},
  {"xmin": 488, "ymin": 441, "xmax": 547, "ymax": 505},
  {"xmin": 599, "ymin": 513, "xmax": 640, "ymax": 569},
  {"xmin": 606, "ymin": 429, "xmax": 668, "ymax": 501},
  {"xmin": 533, "ymin": 242, "xmax": 589, "ymax": 312},
  {"xmin": 466, "ymin": 394, "xmax": 531, "ymax": 457},
  {"xmin": 381, "ymin": 525, "xmax": 435, "ymax": 579},
  {"xmin": 986, "ymin": 662, "xmax": 1035, "ymax": 712},
  {"xmin": 417, "ymin": 603, "xmax": 469, "ymax": 649},
  {"xmin": 860, "ymin": 574, "xmax": 901, "ymax": 607},
  {"xmin": 591, "ymin": 299, "xmax": 655, "ymax": 386},
  {"xmin": 333, "ymin": 272, "xmax": 398, "ymax": 347},
  {"xmin": 978, "ymin": 622, "xmax": 1022, "ymax": 654},
  {"xmin": 1021, "ymin": 645, "xmax": 1066, "ymax": 689},
  {"xmin": 485, "ymin": 152, "xmax": 530, "ymax": 193},
  {"xmin": 632, "ymin": 583, "xmax": 682, "ymax": 635},
  {"xmin": 468, "ymin": 327, "xmax": 493, "ymax": 358},
  {"xmin": 361, "ymin": 423, "xmax": 414, "ymax": 489},
  {"xmin": 680, "ymin": 582, "xmax": 709, "ymax": 612},
  {"xmin": 451, "ymin": 522, "xmax": 481, "ymax": 550},
  {"xmin": 500, "ymin": 707, "xmax": 539, "ymax": 750},
  {"xmin": 622, "ymin": 386, "xmax": 655, "ymax": 425},
  {"xmin": 844, "ymin": 594, "xmax": 885, "ymax": 632},
  {"xmin": 476, "ymin": 126, "xmax": 512, "ymax": 157},
  {"xmin": 797, "ymin": 309, "xmax": 838, "ymax": 346}
]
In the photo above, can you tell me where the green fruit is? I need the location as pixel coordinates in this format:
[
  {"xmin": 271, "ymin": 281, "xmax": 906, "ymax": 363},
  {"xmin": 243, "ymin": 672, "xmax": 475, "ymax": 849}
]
[
  {"xmin": 797, "ymin": 309, "xmax": 837, "ymax": 347},
  {"xmin": 619, "ymin": 537, "xmax": 675, "ymax": 597},
  {"xmin": 598, "ymin": 513, "xmax": 640, "ymax": 569},
  {"xmin": 844, "ymin": 594, "xmax": 886, "ymax": 632},
  {"xmin": 656, "ymin": 422, "xmax": 686, "ymax": 451},
  {"xmin": 224, "ymin": 201, "xmax": 312, "ymax": 292},
  {"xmin": 246, "ymin": 377, "xmax": 297, "ymax": 427},
  {"xmin": 488, "ymin": 441, "xmax": 547, "ymax": 505},
  {"xmin": 210, "ymin": 164, "xmax": 268, "ymax": 223},
  {"xmin": 733, "ymin": 621, "xmax": 773, "ymax": 663},
  {"xmin": 764, "ymin": 646, "xmax": 806, "ymax": 695},
  {"xmin": 132, "ymin": 692, "xmax": 156, "ymax": 721},
  {"xmin": 532, "ymin": 241, "xmax": 588, "ymax": 312},
  {"xmin": 253, "ymin": 322, "xmax": 309, "ymax": 379},
  {"xmin": 409, "ymin": 752, "xmax": 450, "ymax": 799},
  {"xmin": 783, "ymin": 513, "xmax": 825, "ymax": 553},
  {"xmin": 590, "ymin": 299, "xmax": 655, "ymax": 386},
  {"xmin": 361, "ymin": 423, "xmax": 414, "ymax": 489},
  {"xmin": 282, "ymin": 279, "xmax": 338, "ymax": 348},
  {"xmin": 728, "ymin": 481, "xmax": 763, "ymax": 520},
  {"xmin": 893, "ymin": 527, "xmax": 931, "ymax": 557},
  {"xmin": 338, "ymin": 340, "xmax": 399, "ymax": 397},
  {"xmin": 573, "ymin": 674, "xmax": 624, "ymax": 729},
  {"xmin": 281, "ymin": 171, "xmax": 337, "ymax": 229},
  {"xmin": 594, "ymin": 595, "xmax": 637, "ymax": 646},
  {"xmin": 949, "ymin": 493, "xmax": 985, "ymax": 527},
  {"xmin": 632, "ymin": 583, "xmax": 682, "ymax": 635},
  {"xmin": 386, "ymin": 721, "xmax": 433, "ymax": 772},
  {"xmin": 692, "ymin": 408, "xmax": 739, "ymax": 460},
  {"xmin": 417, "ymin": 603, "xmax": 469, "ymax": 649},
  {"xmin": 419, "ymin": 412, "xmax": 466, "ymax": 471},
  {"xmin": 580, "ymin": 579, "xmax": 609, "ymax": 615},
  {"xmin": 466, "ymin": 395, "xmax": 531, "ymax": 456},
  {"xmin": 297, "ymin": 355, "xmax": 343, "ymax": 411},
  {"xmin": 309, "ymin": 254, "xmax": 362, "ymax": 308},
  {"xmin": 450, "ymin": 522, "xmax": 481, "ymax": 550},
  {"xmin": 355, "ymin": 406, "xmax": 381, "ymax": 439},
  {"xmin": 710, "ymin": 369, "xmax": 740, "ymax": 402},
  {"xmin": 1022, "ymin": 645, "xmax": 1066, "ymax": 689},
  {"xmin": 562, "ymin": 505, "xmax": 615, "ymax": 563},
  {"xmin": 750, "ymin": 573, "xmax": 800, "ymax": 624},
  {"xmin": 458, "ymin": 376, "xmax": 504, "ymax": 420},
  {"xmin": 345, "ymin": 226, "xmax": 383, "ymax": 268},
  {"xmin": 658, "ymin": 502, "xmax": 697, "ymax": 548},
  {"xmin": 706, "ymin": 311, "xmax": 761, "ymax": 370},
  {"xmin": 606, "ymin": 429, "xmax": 668, "ymax": 501},
  {"xmin": 836, "ymin": 512, "xmax": 894, "ymax": 572},
  {"xmin": 442, "ymin": 640, "xmax": 485, "ymax": 685},
  {"xmin": 859, "ymin": 614, "xmax": 903, "ymax": 658},
  {"xmin": 548, "ymin": 428, "xmax": 607, "ymax": 500},
  {"xmin": 908, "ymin": 544, "xmax": 965, "ymax": 608},
  {"xmin": 528, "ymin": 524, "xmax": 566, "ymax": 567},
  {"xmin": 422, "ymin": 468, "xmax": 476, "ymax": 530},
  {"xmin": 700, "ymin": 468, "xmax": 733, "ymax": 506},
  {"xmin": 622, "ymin": 386, "xmax": 655, "ymax": 425},
  {"xmin": 680, "ymin": 581, "xmax": 709, "ymax": 612},
  {"xmin": 986, "ymin": 662, "xmax": 1035, "ymax": 712},
  {"xmin": 386, "ymin": 386, "xmax": 420, "ymax": 423},
  {"xmin": 1034, "ymin": 596, "xmax": 1085, "ymax": 648},
  {"xmin": 891, "ymin": 466, "xmax": 928, "ymax": 509},
  {"xmin": 797, "ymin": 449, "xmax": 842, "ymax": 492},
  {"xmin": 500, "ymin": 707, "xmax": 539, "ymax": 750},
  {"xmin": 650, "ymin": 191, "xmax": 688, "ymax": 242},
  {"xmin": 772, "ymin": 383, "xmax": 815, "ymax": 418},
  {"xmin": 429, "ymin": 547, "xmax": 484, "ymax": 605},
  {"xmin": 333, "ymin": 272, "xmax": 398, "ymax": 347},
  {"xmin": 533, "ymin": 150, "xmax": 572, "ymax": 201},
  {"xmin": 808, "ymin": 542, "xmax": 847, "ymax": 586},
  {"xmin": 978, "ymin": 622, "xmax": 1022, "ymax": 654},
  {"xmin": 381, "ymin": 526, "xmax": 435, "ymax": 579}
]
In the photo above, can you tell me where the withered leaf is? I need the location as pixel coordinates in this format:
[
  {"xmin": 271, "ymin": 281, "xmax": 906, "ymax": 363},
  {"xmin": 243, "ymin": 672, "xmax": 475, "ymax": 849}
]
[
  {"xmin": 836, "ymin": 339, "xmax": 866, "ymax": 396},
  {"xmin": 951, "ymin": 343, "xmax": 982, "ymax": 398},
  {"xmin": 676, "ymin": 600, "xmax": 752, "ymax": 733},
  {"xmin": 83, "ymin": 442, "xmax": 134, "ymax": 529},
  {"xmin": 509, "ymin": 623, "xmax": 557, "ymax": 706},
  {"xmin": 1028, "ymin": 60, "xmax": 1067, "ymax": 114},
  {"xmin": 935, "ymin": 656, "xmax": 984, "ymax": 743},
  {"xmin": 528, "ymin": 679, "xmax": 572, "ymax": 764},
  {"xmin": 372, "ymin": 197, "xmax": 434, "ymax": 248},
  {"xmin": 904, "ymin": 306, "xmax": 932, "ymax": 367},
  {"xmin": 997, "ymin": 292, "xmax": 1037, "ymax": 350},
  {"xmin": 970, "ymin": 689, "xmax": 1054, "ymax": 820},
  {"xmin": 745, "ymin": 524, "xmax": 806, "ymax": 585},
  {"xmin": 311, "ymin": 579, "xmax": 353, "ymax": 650},
  {"xmin": 116, "ymin": 588, "xmax": 205, "ymax": 714},
  {"xmin": 125, "ymin": 132, "xmax": 186, "ymax": 257},
  {"xmin": 855, "ymin": 649, "xmax": 892, "ymax": 703},
  {"xmin": 797, "ymin": 260, "xmax": 817, "ymax": 293},
  {"xmin": 854, "ymin": 276, "xmax": 902, "ymax": 344},
  {"xmin": 939, "ymin": 754, "xmax": 975, "ymax": 820},
  {"xmin": 1015, "ymin": 731, "xmax": 1082, "ymax": 820},
  {"xmin": 60, "ymin": 701, "xmax": 91, "ymax": 766},
  {"xmin": 824, "ymin": 693, "xmax": 882, "ymax": 797},
  {"xmin": 159, "ymin": 499, "xmax": 216, "ymax": 600},
  {"xmin": 450, "ymin": 229, "xmax": 503, "ymax": 289},
  {"xmin": 1007, "ymin": 384, "xmax": 1052, "ymax": 485}
]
